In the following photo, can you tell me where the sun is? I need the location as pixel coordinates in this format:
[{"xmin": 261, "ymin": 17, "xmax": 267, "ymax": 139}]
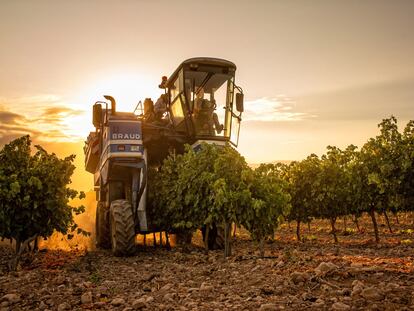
[
  {"xmin": 80, "ymin": 72, "xmax": 162, "ymax": 112},
  {"xmin": 67, "ymin": 72, "xmax": 164, "ymax": 140}
]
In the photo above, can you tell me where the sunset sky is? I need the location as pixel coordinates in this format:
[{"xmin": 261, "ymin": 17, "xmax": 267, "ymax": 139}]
[{"xmin": 1, "ymin": 0, "xmax": 414, "ymax": 191}]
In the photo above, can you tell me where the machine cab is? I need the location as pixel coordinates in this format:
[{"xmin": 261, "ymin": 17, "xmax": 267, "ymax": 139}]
[{"xmin": 165, "ymin": 57, "xmax": 244, "ymax": 146}]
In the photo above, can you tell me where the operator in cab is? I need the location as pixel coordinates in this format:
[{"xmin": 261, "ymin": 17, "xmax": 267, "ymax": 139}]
[{"xmin": 193, "ymin": 87, "xmax": 223, "ymax": 136}]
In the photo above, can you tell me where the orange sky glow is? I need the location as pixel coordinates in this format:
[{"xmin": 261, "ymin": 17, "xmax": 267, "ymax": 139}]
[{"xmin": 1, "ymin": 0, "xmax": 414, "ymax": 191}]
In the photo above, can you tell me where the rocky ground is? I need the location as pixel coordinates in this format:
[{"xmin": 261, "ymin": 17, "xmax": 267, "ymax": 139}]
[{"xmin": 1, "ymin": 214, "xmax": 414, "ymax": 311}]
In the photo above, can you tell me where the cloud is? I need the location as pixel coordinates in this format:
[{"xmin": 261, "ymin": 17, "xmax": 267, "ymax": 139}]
[
  {"xmin": 0, "ymin": 123, "xmax": 46, "ymax": 145},
  {"xmin": 243, "ymin": 96, "xmax": 313, "ymax": 122},
  {"xmin": 42, "ymin": 107, "xmax": 83, "ymax": 117},
  {"xmin": 0, "ymin": 107, "xmax": 39, "ymax": 145},
  {"xmin": 0, "ymin": 110, "xmax": 27, "ymax": 124},
  {"xmin": 0, "ymin": 95, "xmax": 87, "ymax": 146},
  {"xmin": 0, "ymin": 124, "xmax": 41, "ymax": 135},
  {"xmin": 36, "ymin": 106, "xmax": 83, "ymax": 124}
]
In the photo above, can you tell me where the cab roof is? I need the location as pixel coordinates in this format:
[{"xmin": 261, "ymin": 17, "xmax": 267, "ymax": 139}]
[
  {"xmin": 166, "ymin": 57, "xmax": 236, "ymax": 87},
  {"xmin": 181, "ymin": 57, "xmax": 236, "ymax": 69}
]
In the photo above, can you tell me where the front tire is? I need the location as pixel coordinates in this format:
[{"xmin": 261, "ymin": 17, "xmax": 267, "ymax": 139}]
[{"xmin": 110, "ymin": 200, "xmax": 136, "ymax": 256}]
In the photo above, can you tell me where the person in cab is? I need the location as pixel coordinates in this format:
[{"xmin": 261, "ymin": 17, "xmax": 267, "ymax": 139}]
[{"xmin": 193, "ymin": 87, "xmax": 223, "ymax": 135}]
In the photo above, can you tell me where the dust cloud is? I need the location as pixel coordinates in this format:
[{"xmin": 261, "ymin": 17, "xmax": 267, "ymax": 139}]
[
  {"xmin": 39, "ymin": 191, "xmax": 97, "ymax": 251},
  {"xmin": 38, "ymin": 192, "xmax": 181, "ymax": 250}
]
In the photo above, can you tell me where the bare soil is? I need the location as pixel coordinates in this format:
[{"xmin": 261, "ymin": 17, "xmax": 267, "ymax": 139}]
[{"xmin": 1, "ymin": 213, "xmax": 414, "ymax": 311}]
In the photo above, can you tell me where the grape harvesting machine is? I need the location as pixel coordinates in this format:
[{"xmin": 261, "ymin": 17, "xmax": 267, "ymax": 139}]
[{"xmin": 84, "ymin": 58, "xmax": 244, "ymax": 255}]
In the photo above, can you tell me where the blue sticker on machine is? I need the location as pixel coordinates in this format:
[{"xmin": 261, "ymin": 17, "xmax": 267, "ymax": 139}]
[{"xmin": 109, "ymin": 121, "xmax": 142, "ymax": 140}]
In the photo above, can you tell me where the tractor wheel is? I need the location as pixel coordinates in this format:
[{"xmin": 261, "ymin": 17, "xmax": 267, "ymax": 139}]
[
  {"xmin": 109, "ymin": 200, "xmax": 136, "ymax": 256},
  {"xmin": 95, "ymin": 202, "xmax": 111, "ymax": 249}
]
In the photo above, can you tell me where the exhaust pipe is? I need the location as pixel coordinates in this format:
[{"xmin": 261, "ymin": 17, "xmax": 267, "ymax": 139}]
[{"xmin": 104, "ymin": 95, "xmax": 116, "ymax": 114}]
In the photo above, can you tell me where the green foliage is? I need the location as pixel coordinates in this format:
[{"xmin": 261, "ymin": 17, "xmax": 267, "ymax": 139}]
[
  {"xmin": 148, "ymin": 144, "xmax": 291, "ymax": 255},
  {"xmin": 149, "ymin": 144, "xmax": 252, "ymax": 230},
  {"xmin": 147, "ymin": 116, "xmax": 414, "ymax": 250},
  {"xmin": 284, "ymin": 155, "xmax": 320, "ymax": 233},
  {"xmin": 0, "ymin": 135, "xmax": 87, "ymax": 250},
  {"xmin": 242, "ymin": 163, "xmax": 290, "ymax": 243},
  {"xmin": 400, "ymin": 120, "xmax": 414, "ymax": 211},
  {"xmin": 281, "ymin": 116, "xmax": 414, "ymax": 243},
  {"xmin": 317, "ymin": 146, "xmax": 349, "ymax": 220}
]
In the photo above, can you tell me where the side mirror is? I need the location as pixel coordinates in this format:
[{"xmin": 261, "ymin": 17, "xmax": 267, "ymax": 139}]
[
  {"xmin": 236, "ymin": 93, "xmax": 244, "ymax": 113},
  {"xmin": 93, "ymin": 103, "xmax": 102, "ymax": 128}
]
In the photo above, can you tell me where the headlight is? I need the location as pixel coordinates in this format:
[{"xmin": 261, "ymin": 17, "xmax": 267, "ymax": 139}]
[{"xmin": 131, "ymin": 145, "xmax": 140, "ymax": 151}]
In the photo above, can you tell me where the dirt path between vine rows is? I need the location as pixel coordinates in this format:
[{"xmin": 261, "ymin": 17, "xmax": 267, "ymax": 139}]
[{"xmin": 1, "ymin": 214, "xmax": 414, "ymax": 310}]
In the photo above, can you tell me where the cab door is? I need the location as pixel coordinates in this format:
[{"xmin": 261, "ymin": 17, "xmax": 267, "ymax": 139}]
[{"xmin": 168, "ymin": 69, "xmax": 191, "ymax": 134}]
